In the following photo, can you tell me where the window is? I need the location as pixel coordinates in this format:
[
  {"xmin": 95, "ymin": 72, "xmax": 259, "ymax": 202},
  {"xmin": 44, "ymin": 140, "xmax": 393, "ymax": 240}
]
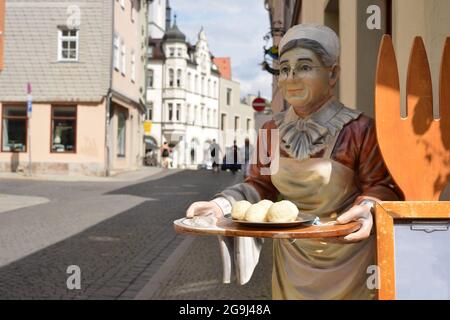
[
  {"xmin": 193, "ymin": 106, "xmax": 197, "ymax": 124},
  {"xmin": 58, "ymin": 28, "xmax": 79, "ymax": 61},
  {"xmin": 169, "ymin": 69, "xmax": 174, "ymax": 87},
  {"xmin": 51, "ymin": 106, "xmax": 77, "ymax": 153},
  {"xmin": 120, "ymin": 0, "xmax": 125, "ymax": 9},
  {"xmin": 227, "ymin": 88, "xmax": 232, "ymax": 106},
  {"xmin": 201, "ymin": 107, "xmax": 204, "ymax": 126},
  {"xmin": 146, "ymin": 104, "xmax": 153, "ymax": 121},
  {"xmin": 221, "ymin": 113, "xmax": 226, "ymax": 131},
  {"xmin": 169, "ymin": 48, "xmax": 175, "ymax": 57},
  {"xmin": 2, "ymin": 106, "xmax": 27, "ymax": 152},
  {"xmin": 208, "ymin": 79, "xmax": 211, "ymax": 96},
  {"xmin": 176, "ymin": 104, "xmax": 181, "ymax": 121},
  {"xmin": 206, "ymin": 109, "xmax": 210, "ymax": 126},
  {"xmin": 147, "ymin": 69, "xmax": 154, "ymax": 88},
  {"xmin": 131, "ymin": 0, "xmax": 135, "ymax": 22},
  {"xmin": 177, "ymin": 69, "xmax": 182, "ymax": 87},
  {"xmin": 120, "ymin": 40, "xmax": 126, "ymax": 75},
  {"xmin": 131, "ymin": 51, "xmax": 136, "ymax": 82},
  {"xmin": 147, "ymin": 46, "xmax": 154, "ymax": 58},
  {"xmin": 177, "ymin": 48, "xmax": 182, "ymax": 57},
  {"xmin": 234, "ymin": 116, "xmax": 240, "ymax": 131},
  {"xmin": 201, "ymin": 77, "xmax": 205, "ymax": 95},
  {"xmin": 213, "ymin": 110, "xmax": 217, "ymax": 127},
  {"xmin": 117, "ymin": 111, "xmax": 126, "ymax": 157},
  {"xmin": 187, "ymin": 73, "xmax": 191, "ymax": 91},
  {"xmin": 247, "ymin": 118, "xmax": 251, "ymax": 131},
  {"xmin": 213, "ymin": 81, "xmax": 217, "ymax": 98},
  {"xmin": 168, "ymin": 103, "xmax": 173, "ymax": 121},
  {"xmin": 195, "ymin": 75, "xmax": 199, "ymax": 93},
  {"xmin": 186, "ymin": 105, "xmax": 191, "ymax": 123},
  {"xmin": 113, "ymin": 33, "xmax": 120, "ymax": 70}
]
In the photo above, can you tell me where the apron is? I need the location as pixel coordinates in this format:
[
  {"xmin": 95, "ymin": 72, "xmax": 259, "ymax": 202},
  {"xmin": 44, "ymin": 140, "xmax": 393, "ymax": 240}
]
[{"xmin": 270, "ymin": 130, "xmax": 376, "ymax": 300}]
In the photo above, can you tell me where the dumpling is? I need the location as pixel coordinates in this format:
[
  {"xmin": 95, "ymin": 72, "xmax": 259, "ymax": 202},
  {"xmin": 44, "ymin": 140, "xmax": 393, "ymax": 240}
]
[
  {"xmin": 258, "ymin": 200, "xmax": 274, "ymax": 211},
  {"xmin": 231, "ymin": 200, "xmax": 252, "ymax": 220},
  {"xmin": 245, "ymin": 203, "xmax": 270, "ymax": 222},
  {"xmin": 266, "ymin": 200, "xmax": 299, "ymax": 222}
]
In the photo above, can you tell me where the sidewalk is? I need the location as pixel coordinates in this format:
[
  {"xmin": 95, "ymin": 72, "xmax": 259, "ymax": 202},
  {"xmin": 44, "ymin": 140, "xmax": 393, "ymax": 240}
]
[
  {"xmin": 0, "ymin": 194, "xmax": 50, "ymax": 214},
  {"xmin": 0, "ymin": 166, "xmax": 172, "ymax": 183}
]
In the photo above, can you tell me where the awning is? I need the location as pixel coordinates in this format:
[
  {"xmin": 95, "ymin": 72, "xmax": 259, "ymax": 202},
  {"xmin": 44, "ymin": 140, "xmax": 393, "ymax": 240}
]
[{"xmin": 144, "ymin": 138, "xmax": 158, "ymax": 149}]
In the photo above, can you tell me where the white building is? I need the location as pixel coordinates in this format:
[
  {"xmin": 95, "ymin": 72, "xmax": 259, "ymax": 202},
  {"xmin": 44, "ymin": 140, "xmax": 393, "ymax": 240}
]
[
  {"xmin": 146, "ymin": 3, "xmax": 220, "ymax": 168},
  {"xmin": 218, "ymin": 78, "xmax": 256, "ymax": 152}
]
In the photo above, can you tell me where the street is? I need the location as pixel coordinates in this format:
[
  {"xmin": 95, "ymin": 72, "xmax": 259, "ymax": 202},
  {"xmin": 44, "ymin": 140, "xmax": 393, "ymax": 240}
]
[{"xmin": 0, "ymin": 170, "xmax": 272, "ymax": 300}]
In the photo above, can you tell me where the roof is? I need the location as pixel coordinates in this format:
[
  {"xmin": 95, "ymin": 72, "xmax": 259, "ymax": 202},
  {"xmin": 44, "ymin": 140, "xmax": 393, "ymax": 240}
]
[
  {"xmin": 148, "ymin": 38, "xmax": 165, "ymax": 60},
  {"xmin": 163, "ymin": 20, "xmax": 186, "ymax": 43},
  {"xmin": 213, "ymin": 57, "xmax": 232, "ymax": 80}
]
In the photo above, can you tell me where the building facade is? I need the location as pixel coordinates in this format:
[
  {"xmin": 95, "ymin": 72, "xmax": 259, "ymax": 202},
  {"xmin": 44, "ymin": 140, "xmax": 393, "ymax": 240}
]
[
  {"xmin": 146, "ymin": 1, "xmax": 221, "ymax": 169},
  {"xmin": 0, "ymin": 0, "xmax": 148, "ymax": 176},
  {"xmin": 216, "ymin": 65, "xmax": 256, "ymax": 154},
  {"xmin": 264, "ymin": 0, "xmax": 450, "ymax": 117}
]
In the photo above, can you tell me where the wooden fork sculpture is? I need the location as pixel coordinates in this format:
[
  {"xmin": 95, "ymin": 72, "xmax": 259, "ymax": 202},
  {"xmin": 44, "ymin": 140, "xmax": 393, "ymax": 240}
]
[{"xmin": 375, "ymin": 35, "xmax": 450, "ymax": 201}]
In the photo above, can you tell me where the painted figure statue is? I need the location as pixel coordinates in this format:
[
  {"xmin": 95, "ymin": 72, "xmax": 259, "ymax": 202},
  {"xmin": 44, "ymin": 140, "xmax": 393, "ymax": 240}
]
[{"xmin": 186, "ymin": 24, "xmax": 404, "ymax": 300}]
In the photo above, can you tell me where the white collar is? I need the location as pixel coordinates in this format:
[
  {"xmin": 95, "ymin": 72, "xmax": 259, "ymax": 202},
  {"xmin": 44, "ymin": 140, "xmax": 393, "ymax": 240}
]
[{"xmin": 273, "ymin": 98, "xmax": 362, "ymax": 159}]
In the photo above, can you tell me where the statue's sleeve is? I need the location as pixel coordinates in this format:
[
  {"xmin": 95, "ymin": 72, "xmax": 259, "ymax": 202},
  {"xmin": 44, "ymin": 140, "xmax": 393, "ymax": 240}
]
[
  {"xmin": 212, "ymin": 121, "xmax": 280, "ymax": 208},
  {"xmin": 353, "ymin": 118, "xmax": 405, "ymax": 204}
]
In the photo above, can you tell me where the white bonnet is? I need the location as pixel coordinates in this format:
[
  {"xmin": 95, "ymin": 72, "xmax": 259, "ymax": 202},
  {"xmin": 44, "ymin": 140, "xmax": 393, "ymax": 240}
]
[{"xmin": 278, "ymin": 24, "xmax": 340, "ymax": 63}]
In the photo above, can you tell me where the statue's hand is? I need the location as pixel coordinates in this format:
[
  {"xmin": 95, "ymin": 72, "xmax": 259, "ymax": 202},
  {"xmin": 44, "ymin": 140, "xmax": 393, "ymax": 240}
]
[
  {"xmin": 335, "ymin": 203, "xmax": 374, "ymax": 243},
  {"xmin": 186, "ymin": 201, "xmax": 223, "ymax": 219}
]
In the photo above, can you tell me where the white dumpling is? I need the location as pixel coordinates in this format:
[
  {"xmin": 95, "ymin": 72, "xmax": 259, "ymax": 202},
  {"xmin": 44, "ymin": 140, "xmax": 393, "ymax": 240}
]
[
  {"xmin": 258, "ymin": 200, "xmax": 274, "ymax": 211},
  {"xmin": 244, "ymin": 203, "xmax": 269, "ymax": 222},
  {"xmin": 231, "ymin": 200, "xmax": 252, "ymax": 220},
  {"xmin": 266, "ymin": 200, "xmax": 299, "ymax": 223}
]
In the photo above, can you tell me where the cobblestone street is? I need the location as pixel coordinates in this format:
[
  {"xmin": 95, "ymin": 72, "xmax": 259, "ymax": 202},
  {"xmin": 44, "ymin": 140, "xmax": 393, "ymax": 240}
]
[{"xmin": 0, "ymin": 170, "xmax": 272, "ymax": 300}]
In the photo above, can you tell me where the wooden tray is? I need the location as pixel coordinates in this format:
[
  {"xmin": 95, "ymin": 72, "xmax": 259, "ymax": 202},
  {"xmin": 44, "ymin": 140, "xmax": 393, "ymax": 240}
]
[{"xmin": 174, "ymin": 217, "xmax": 361, "ymax": 239}]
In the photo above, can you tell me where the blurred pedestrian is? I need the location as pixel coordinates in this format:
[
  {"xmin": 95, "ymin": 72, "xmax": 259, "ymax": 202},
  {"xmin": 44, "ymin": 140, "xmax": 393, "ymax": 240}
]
[
  {"xmin": 242, "ymin": 138, "xmax": 254, "ymax": 179},
  {"xmin": 209, "ymin": 139, "xmax": 222, "ymax": 173},
  {"xmin": 160, "ymin": 142, "xmax": 171, "ymax": 169}
]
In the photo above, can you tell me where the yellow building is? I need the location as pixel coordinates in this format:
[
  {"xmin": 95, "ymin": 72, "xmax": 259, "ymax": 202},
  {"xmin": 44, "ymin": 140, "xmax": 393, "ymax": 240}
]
[{"xmin": 265, "ymin": 0, "xmax": 450, "ymax": 117}]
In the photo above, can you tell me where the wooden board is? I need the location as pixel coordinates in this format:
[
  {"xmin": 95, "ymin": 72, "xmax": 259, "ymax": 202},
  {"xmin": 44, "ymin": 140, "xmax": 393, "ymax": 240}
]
[
  {"xmin": 174, "ymin": 217, "xmax": 361, "ymax": 239},
  {"xmin": 375, "ymin": 201, "xmax": 450, "ymax": 300}
]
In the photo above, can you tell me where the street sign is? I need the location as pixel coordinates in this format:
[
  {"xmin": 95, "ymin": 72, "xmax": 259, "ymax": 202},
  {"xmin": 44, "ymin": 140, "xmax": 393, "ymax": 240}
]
[
  {"xmin": 27, "ymin": 83, "xmax": 32, "ymax": 117},
  {"xmin": 252, "ymin": 97, "xmax": 266, "ymax": 112},
  {"xmin": 27, "ymin": 99, "xmax": 32, "ymax": 115},
  {"xmin": 143, "ymin": 120, "xmax": 152, "ymax": 135}
]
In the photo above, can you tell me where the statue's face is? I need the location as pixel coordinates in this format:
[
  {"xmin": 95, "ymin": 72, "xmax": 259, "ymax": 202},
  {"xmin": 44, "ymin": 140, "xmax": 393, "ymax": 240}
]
[{"xmin": 278, "ymin": 47, "xmax": 336, "ymax": 110}]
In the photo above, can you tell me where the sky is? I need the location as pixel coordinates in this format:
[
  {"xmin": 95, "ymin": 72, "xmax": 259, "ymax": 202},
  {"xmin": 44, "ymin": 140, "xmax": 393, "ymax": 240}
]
[{"xmin": 170, "ymin": 0, "xmax": 273, "ymax": 100}]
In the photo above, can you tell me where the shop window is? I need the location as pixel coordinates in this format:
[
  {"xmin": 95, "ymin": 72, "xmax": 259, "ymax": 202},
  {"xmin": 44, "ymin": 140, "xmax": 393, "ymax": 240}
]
[
  {"xmin": 117, "ymin": 111, "xmax": 126, "ymax": 157},
  {"xmin": 51, "ymin": 106, "xmax": 77, "ymax": 153},
  {"xmin": 2, "ymin": 106, "xmax": 27, "ymax": 152}
]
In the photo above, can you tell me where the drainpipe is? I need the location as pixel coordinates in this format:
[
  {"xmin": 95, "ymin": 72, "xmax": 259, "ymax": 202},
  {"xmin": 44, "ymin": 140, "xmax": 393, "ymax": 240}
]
[
  {"xmin": 105, "ymin": 0, "xmax": 115, "ymax": 177},
  {"xmin": 105, "ymin": 89, "xmax": 112, "ymax": 177}
]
